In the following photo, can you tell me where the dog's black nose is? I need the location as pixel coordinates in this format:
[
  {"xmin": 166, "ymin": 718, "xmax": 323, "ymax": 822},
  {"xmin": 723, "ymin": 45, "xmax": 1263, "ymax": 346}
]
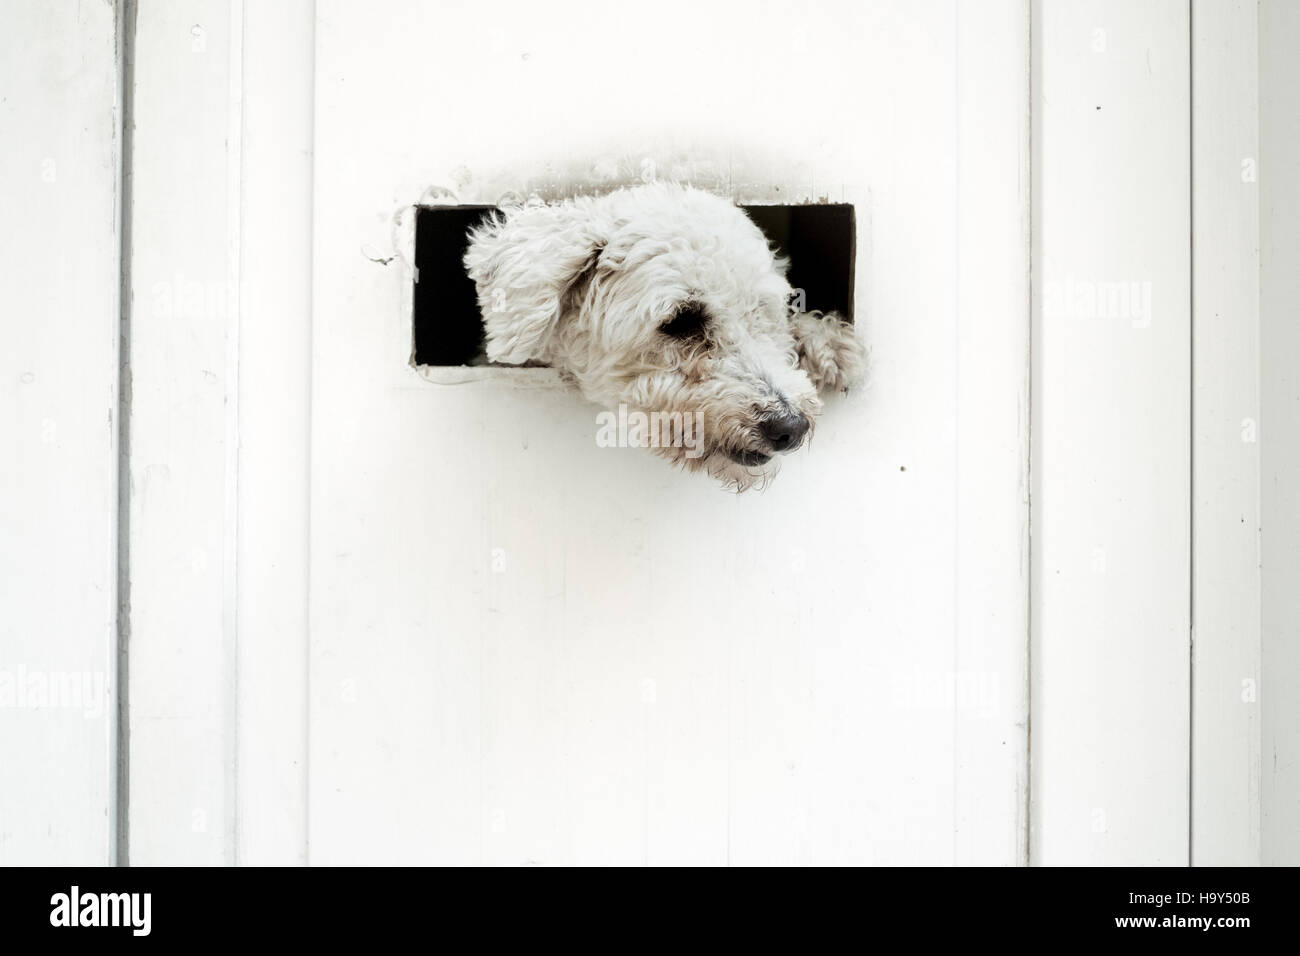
[{"xmin": 760, "ymin": 410, "xmax": 810, "ymax": 452}]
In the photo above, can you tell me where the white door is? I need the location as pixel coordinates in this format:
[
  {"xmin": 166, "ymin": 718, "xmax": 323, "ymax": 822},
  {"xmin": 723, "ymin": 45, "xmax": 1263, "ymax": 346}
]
[
  {"xmin": 22, "ymin": 0, "xmax": 1292, "ymax": 868},
  {"xmin": 302, "ymin": 0, "xmax": 1030, "ymax": 865}
]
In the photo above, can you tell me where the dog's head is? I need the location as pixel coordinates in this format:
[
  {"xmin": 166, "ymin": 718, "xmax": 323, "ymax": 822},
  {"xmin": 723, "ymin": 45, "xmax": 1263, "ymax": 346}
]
[{"xmin": 464, "ymin": 183, "xmax": 865, "ymax": 490}]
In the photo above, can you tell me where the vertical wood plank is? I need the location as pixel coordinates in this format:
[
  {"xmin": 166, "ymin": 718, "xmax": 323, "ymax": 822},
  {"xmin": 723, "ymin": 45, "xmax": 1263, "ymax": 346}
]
[
  {"xmin": 1259, "ymin": 0, "xmax": 1300, "ymax": 868},
  {"xmin": 233, "ymin": 0, "xmax": 314, "ymax": 867},
  {"xmin": 1191, "ymin": 0, "xmax": 1261, "ymax": 867},
  {"xmin": 1031, "ymin": 0, "xmax": 1191, "ymax": 865},
  {"xmin": 0, "ymin": 0, "xmax": 121, "ymax": 865},
  {"xmin": 127, "ymin": 0, "xmax": 238, "ymax": 865},
  {"xmin": 954, "ymin": 0, "xmax": 1032, "ymax": 866}
]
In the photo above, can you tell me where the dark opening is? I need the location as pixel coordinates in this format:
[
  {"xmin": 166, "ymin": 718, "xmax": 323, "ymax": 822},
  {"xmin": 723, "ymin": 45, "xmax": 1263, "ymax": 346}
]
[
  {"xmin": 412, "ymin": 205, "xmax": 496, "ymax": 366},
  {"xmin": 412, "ymin": 202, "xmax": 856, "ymax": 367},
  {"xmin": 741, "ymin": 204, "xmax": 856, "ymax": 322}
]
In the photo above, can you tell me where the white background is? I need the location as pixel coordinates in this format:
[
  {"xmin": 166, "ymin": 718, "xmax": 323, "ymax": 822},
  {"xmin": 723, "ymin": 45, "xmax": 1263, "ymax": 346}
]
[{"xmin": 0, "ymin": 0, "xmax": 1295, "ymax": 866}]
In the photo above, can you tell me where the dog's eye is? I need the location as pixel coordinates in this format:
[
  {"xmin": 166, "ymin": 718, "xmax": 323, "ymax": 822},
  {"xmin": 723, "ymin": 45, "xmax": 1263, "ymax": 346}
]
[{"xmin": 660, "ymin": 304, "xmax": 709, "ymax": 340}]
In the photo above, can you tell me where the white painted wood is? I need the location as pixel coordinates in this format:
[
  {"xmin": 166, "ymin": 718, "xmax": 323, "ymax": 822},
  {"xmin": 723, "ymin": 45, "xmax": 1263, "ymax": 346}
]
[
  {"xmin": 954, "ymin": 0, "xmax": 1032, "ymax": 866},
  {"xmin": 1191, "ymin": 0, "xmax": 1261, "ymax": 867},
  {"xmin": 126, "ymin": 0, "xmax": 315, "ymax": 866},
  {"xmin": 232, "ymin": 0, "xmax": 314, "ymax": 867},
  {"xmin": 1259, "ymin": 0, "xmax": 1300, "ymax": 868},
  {"xmin": 17, "ymin": 0, "xmax": 1280, "ymax": 868},
  {"xmin": 1030, "ymin": 0, "xmax": 1191, "ymax": 865},
  {"xmin": 309, "ymin": 0, "xmax": 1030, "ymax": 865},
  {"xmin": 126, "ymin": 0, "xmax": 239, "ymax": 864},
  {"xmin": 0, "ymin": 0, "xmax": 121, "ymax": 865}
]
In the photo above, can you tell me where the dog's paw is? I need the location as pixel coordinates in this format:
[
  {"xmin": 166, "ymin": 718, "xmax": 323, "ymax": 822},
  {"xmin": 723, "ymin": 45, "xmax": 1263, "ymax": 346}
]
[{"xmin": 790, "ymin": 311, "xmax": 866, "ymax": 394}]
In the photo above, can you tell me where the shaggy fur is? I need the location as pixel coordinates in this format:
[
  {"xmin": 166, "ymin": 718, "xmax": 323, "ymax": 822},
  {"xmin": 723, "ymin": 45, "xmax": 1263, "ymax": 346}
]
[{"xmin": 464, "ymin": 183, "xmax": 866, "ymax": 490}]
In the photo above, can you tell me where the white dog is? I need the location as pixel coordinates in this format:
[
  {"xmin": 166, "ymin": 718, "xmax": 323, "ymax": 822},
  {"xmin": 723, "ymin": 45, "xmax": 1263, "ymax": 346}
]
[{"xmin": 464, "ymin": 183, "xmax": 865, "ymax": 490}]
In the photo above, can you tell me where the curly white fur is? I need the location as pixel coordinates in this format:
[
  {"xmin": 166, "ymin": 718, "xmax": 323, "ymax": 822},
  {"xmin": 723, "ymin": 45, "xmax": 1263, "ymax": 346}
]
[{"xmin": 465, "ymin": 183, "xmax": 866, "ymax": 491}]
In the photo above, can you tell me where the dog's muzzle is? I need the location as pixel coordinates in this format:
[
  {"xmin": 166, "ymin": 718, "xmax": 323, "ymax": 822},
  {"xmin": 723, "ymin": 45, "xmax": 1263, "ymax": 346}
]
[
  {"xmin": 729, "ymin": 448, "xmax": 774, "ymax": 467},
  {"xmin": 727, "ymin": 410, "xmax": 811, "ymax": 466},
  {"xmin": 759, "ymin": 410, "xmax": 810, "ymax": 452}
]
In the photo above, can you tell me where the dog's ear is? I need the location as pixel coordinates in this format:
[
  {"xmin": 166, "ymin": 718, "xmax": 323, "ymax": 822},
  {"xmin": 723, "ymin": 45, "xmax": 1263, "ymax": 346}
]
[
  {"xmin": 790, "ymin": 311, "xmax": 867, "ymax": 393},
  {"xmin": 464, "ymin": 203, "xmax": 604, "ymax": 365}
]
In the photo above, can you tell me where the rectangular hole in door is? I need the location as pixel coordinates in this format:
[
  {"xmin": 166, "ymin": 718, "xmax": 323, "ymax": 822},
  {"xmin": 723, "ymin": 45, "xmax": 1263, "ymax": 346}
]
[
  {"xmin": 741, "ymin": 204, "xmax": 856, "ymax": 322},
  {"xmin": 412, "ymin": 205, "xmax": 496, "ymax": 366},
  {"xmin": 412, "ymin": 202, "xmax": 855, "ymax": 367}
]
